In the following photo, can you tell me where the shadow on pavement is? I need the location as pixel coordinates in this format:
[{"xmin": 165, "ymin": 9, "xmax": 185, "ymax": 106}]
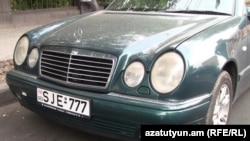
[{"xmin": 0, "ymin": 89, "xmax": 16, "ymax": 107}]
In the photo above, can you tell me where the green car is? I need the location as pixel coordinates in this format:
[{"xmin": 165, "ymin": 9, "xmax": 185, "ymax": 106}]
[{"xmin": 6, "ymin": 0, "xmax": 250, "ymax": 139}]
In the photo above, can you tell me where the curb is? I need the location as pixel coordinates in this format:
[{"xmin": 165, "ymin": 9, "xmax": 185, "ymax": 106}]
[
  {"xmin": 0, "ymin": 59, "xmax": 15, "ymax": 107},
  {"xmin": 0, "ymin": 59, "xmax": 13, "ymax": 85},
  {"xmin": 0, "ymin": 83, "xmax": 8, "ymax": 93}
]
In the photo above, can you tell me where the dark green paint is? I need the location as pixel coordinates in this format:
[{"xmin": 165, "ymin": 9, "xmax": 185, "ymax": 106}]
[{"xmin": 6, "ymin": 0, "xmax": 250, "ymax": 139}]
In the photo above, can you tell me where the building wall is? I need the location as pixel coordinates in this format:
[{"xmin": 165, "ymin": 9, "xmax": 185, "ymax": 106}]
[
  {"xmin": 0, "ymin": 0, "xmax": 80, "ymax": 28},
  {"xmin": 0, "ymin": 0, "xmax": 11, "ymax": 13},
  {"xmin": 0, "ymin": 0, "xmax": 80, "ymax": 61}
]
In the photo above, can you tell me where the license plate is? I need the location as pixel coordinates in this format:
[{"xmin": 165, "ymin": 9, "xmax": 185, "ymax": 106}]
[{"xmin": 37, "ymin": 88, "xmax": 90, "ymax": 118}]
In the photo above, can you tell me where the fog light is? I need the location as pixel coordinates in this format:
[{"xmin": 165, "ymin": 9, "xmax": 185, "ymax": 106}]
[{"xmin": 22, "ymin": 91, "xmax": 27, "ymax": 97}]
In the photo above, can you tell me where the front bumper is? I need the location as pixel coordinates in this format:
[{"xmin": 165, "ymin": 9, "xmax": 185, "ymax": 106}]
[{"xmin": 6, "ymin": 70, "xmax": 211, "ymax": 139}]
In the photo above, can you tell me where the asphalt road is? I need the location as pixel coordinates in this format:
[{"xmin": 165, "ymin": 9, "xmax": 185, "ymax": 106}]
[{"xmin": 0, "ymin": 89, "xmax": 250, "ymax": 141}]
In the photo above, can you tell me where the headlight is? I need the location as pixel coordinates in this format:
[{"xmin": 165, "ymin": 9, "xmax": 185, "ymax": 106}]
[
  {"xmin": 28, "ymin": 48, "xmax": 39, "ymax": 68},
  {"xmin": 151, "ymin": 52, "xmax": 184, "ymax": 94},
  {"xmin": 14, "ymin": 36, "xmax": 29, "ymax": 65},
  {"xmin": 124, "ymin": 61, "xmax": 145, "ymax": 87}
]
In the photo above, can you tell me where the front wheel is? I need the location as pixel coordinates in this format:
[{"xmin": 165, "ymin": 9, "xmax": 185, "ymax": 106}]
[{"xmin": 206, "ymin": 71, "xmax": 233, "ymax": 125}]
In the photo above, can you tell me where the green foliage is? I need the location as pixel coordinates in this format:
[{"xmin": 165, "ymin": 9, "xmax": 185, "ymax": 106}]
[
  {"xmin": 10, "ymin": 0, "xmax": 74, "ymax": 11},
  {"xmin": 108, "ymin": 0, "xmax": 170, "ymax": 11},
  {"xmin": 10, "ymin": 0, "xmax": 113, "ymax": 11},
  {"xmin": 98, "ymin": 0, "xmax": 113, "ymax": 6}
]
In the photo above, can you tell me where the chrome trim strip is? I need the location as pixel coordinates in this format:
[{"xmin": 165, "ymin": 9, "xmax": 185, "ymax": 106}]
[
  {"xmin": 13, "ymin": 70, "xmax": 38, "ymax": 79},
  {"xmin": 42, "ymin": 48, "xmax": 116, "ymax": 60},
  {"xmin": 108, "ymin": 92, "xmax": 211, "ymax": 106},
  {"xmin": 42, "ymin": 49, "xmax": 70, "ymax": 55},
  {"xmin": 42, "ymin": 54, "xmax": 70, "ymax": 60}
]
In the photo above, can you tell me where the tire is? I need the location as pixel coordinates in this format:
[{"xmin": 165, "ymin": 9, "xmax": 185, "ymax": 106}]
[{"xmin": 206, "ymin": 71, "xmax": 233, "ymax": 125}]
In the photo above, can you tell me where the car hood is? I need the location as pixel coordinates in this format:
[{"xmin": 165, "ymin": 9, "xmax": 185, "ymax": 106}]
[{"xmin": 42, "ymin": 11, "xmax": 229, "ymax": 55}]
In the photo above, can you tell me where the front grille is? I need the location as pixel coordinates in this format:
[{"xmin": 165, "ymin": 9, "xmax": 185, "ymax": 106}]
[{"xmin": 40, "ymin": 48, "xmax": 116, "ymax": 89}]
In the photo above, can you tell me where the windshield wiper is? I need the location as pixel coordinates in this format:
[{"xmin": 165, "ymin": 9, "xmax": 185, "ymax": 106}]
[{"xmin": 164, "ymin": 10, "xmax": 232, "ymax": 16}]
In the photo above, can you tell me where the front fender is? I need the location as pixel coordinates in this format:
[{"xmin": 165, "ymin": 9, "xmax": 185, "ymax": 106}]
[{"xmin": 174, "ymin": 16, "xmax": 247, "ymax": 101}]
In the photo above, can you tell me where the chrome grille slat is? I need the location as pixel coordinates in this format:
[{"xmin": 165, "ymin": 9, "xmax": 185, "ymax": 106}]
[
  {"xmin": 69, "ymin": 67, "xmax": 110, "ymax": 75},
  {"xmin": 70, "ymin": 63, "xmax": 112, "ymax": 70},
  {"xmin": 42, "ymin": 54, "xmax": 70, "ymax": 60},
  {"xmin": 41, "ymin": 62, "xmax": 69, "ymax": 69},
  {"xmin": 68, "ymin": 72, "xmax": 109, "ymax": 79},
  {"xmin": 68, "ymin": 77, "xmax": 107, "ymax": 84},
  {"xmin": 41, "ymin": 66, "xmax": 68, "ymax": 74},
  {"xmin": 71, "ymin": 55, "xmax": 113, "ymax": 63},
  {"xmin": 41, "ymin": 70, "xmax": 67, "ymax": 79},
  {"xmin": 41, "ymin": 57, "xmax": 69, "ymax": 65},
  {"xmin": 40, "ymin": 48, "xmax": 116, "ymax": 89},
  {"xmin": 71, "ymin": 58, "xmax": 113, "ymax": 66}
]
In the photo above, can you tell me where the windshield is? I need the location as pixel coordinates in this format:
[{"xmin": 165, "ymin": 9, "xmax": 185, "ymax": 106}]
[{"xmin": 107, "ymin": 0, "xmax": 235, "ymax": 15}]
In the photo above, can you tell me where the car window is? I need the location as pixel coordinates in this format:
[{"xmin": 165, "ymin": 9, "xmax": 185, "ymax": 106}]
[{"xmin": 107, "ymin": 0, "xmax": 235, "ymax": 15}]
